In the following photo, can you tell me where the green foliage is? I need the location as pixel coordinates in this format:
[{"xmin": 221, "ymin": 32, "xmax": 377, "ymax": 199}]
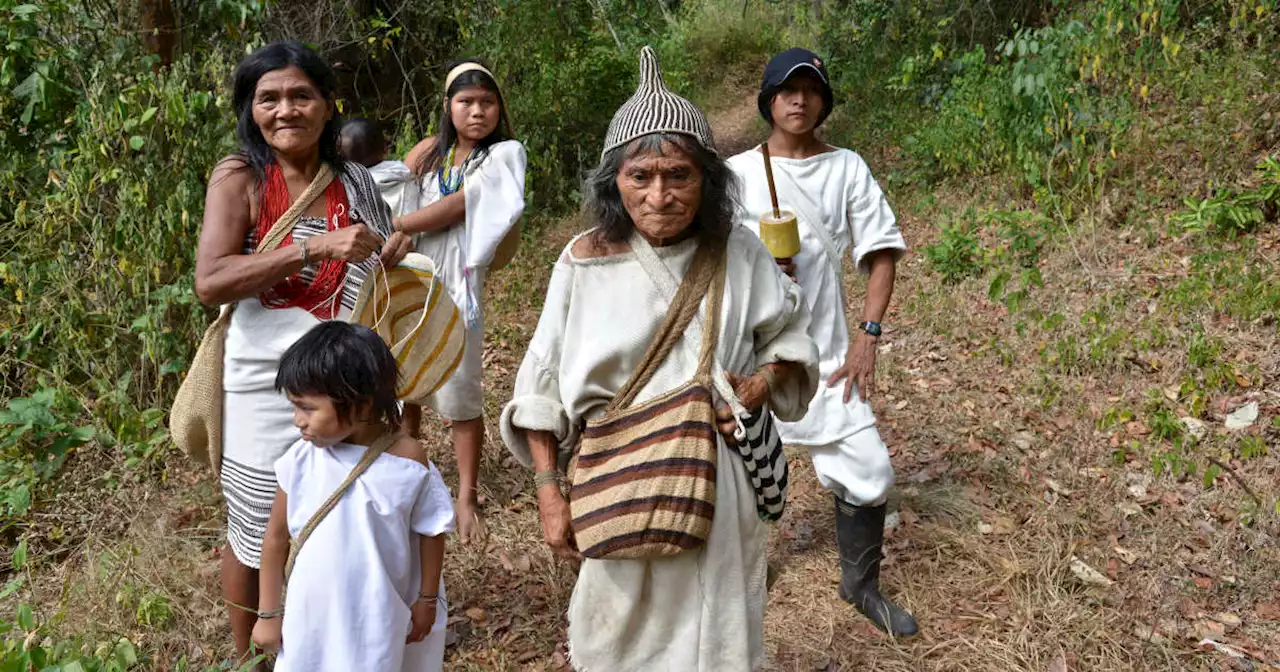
[
  {"xmin": 923, "ymin": 219, "xmax": 983, "ymax": 283},
  {"xmin": 0, "ymin": 389, "xmax": 94, "ymax": 524},
  {"xmin": 1176, "ymin": 155, "xmax": 1280, "ymax": 236}
]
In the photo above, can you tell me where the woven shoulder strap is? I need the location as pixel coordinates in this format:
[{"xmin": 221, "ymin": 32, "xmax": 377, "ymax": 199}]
[
  {"xmin": 609, "ymin": 239, "xmax": 725, "ymax": 412},
  {"xmin": 284, "ymin": 431, "xmax": 401, "ymax": 580},
  {"xmin": 255, "ymin": 163, "xmax": 336, "ymax": 254}
]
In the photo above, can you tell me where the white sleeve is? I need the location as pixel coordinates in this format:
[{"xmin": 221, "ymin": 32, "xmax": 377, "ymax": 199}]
[
  {"xmin": 734, "ymin": 230, "xmax": 820, "ymax": 421},
  {"xmin": 846, "ymin": 153, "xmax": 906, "ymax": 274},
  {"xmin": 411, "ymin": 462, "xmax": 456, "ymax": 537},
  {"xmin": 272, "ymin": 440, "xmax": 308, "ymax": 497},
  {"xmin": 464, "ymin": 140, "xmax": 527, "ymax": 268},
  {"xmin": 499, "ymin": 253, "xmax": 579, "ymax": 467}
]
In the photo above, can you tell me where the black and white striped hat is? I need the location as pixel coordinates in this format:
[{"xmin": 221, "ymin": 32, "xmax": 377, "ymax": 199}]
[{"xmin": 601, "ymin": 46, "xmax": 716, "ymax": 158}]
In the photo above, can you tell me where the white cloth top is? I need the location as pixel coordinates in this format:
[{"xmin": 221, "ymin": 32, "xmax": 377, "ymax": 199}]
[
  {"xmin": 369, "ymin": 160, "xmax": 422, "ymax": 217},
  {"xmin": 413, "ymin": 140, "xmax": 527, "ymax": 317},
  {"xmin": 499, "ymin": 226, "xmax": 819, "ymax": 671},
  {"xmin": 273, "ymin": 440, "xmax": 456, "ymax": 672},
  {"xmin": 727, "ymin": 147, "xmax": 907, "ymax": 445}
]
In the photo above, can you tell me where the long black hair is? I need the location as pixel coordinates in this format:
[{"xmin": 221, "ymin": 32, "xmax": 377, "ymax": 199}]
[
  {"xmin": 231, "ymin": 41, "xmax": 344, "ymax": 181},
  {"xmin": 275, "ymin": 322, "xmax": 401, "ymax": 430},
  {"xmin": 584, "ymin": 133, "xmax": 739, "ymax": 244},
  {"xmin": 414, "ymin": 59, "xmax": 513, "ymax": 177}
]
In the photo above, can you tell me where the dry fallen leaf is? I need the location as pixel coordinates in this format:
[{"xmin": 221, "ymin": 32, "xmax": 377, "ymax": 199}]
[
  {"xmin": 1193, "ymin": 618, "xmax": 1226, "ymax": 641},
  {"xmin": 1211, "ymin": 612, "xmax": 1242, "ymax": 631},
  {"xmin": 465, "ymin": 607, "xmax": 489, "ymax": 624},
  {"xmin": 1114, "ymin": 546, "xmax": 1140, "ymax": 565},
  {"xmin": 1047, "ymin": 650, "xmax": 1068, "ymax": 672},
  {"xmin": 1117, "ymin": 502, "xmax": 1142, "ymax": 517},
  {"xmin": 1044, "ymin": 478, "xmax": 1073, "ymax": 496},
  {"xmin": 1254, "ymin": 602, "xmax": 1280, "ymax": 620},
  {"xmin": 1070, "ymin": 556, "xmax": 1114, "ymax": 587},
  {"xmin": 1224, "ymin": 402, "xmax": 1259, "ymax": 430}
]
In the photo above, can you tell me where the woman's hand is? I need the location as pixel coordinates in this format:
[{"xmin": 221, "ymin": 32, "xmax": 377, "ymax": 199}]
[
  {"xmin": 536, "ymin": 484, "xmax": 582, "ymax": 561},
  {"xmin": 407, "ymin": 600, "xmax": 435, "ymax": 643},
  {"xmin": 380, "ymin": 230, "xmax": 413, "ymax": 267},
  {"xmin": 310, "ymin": 224, "xmax": 382, "ymax": 263},
  {"xmin": 251, "ymin": 616, "xmax": 283, "ymax": 653},
  {"xmin": 828, "ymin": 331, "xmax": 877, "ymax": 403}
]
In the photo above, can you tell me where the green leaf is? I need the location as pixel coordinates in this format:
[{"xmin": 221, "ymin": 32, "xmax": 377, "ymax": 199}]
[
  {"xmin": 0, "ymin": 578, "xmax": 23, "ymax": 599},
  {"xmin": 63, "ymin": 662, "xmax": 88, "ymax": 672},
  {"xmin": 70, "ymin": 425, "xmax": 95, "ymax": 443},
  {"xmin": 114, "ymin": 639, "xmax": 139, "ymax": 666},
  {"xmin": 5, "ymin": 485, "xmax": 32, "ymax": 517},
  {"xmin": 16, "ymin": 603, "xmax": 35, "ymax": 630},
  {"xmin": 988, "ymin": 270, "xmax": 1011, "ymax": 300},
  {"xmin": 139, "ymin": 106, "xmax": 158, "ymax": 125},
  {"xmin": 12, "ymin": 539, "xmax": 27, "ymax": 570},
  {"xmin": 10, "ymin": 4, "xmax": 40, "ymax": 17},
  {"xmin": 129, "ymin": 136, "xmax": 146, "ymax": 151}
]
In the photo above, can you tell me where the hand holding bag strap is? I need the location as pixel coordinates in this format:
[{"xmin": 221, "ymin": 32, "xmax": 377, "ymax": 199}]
[
  {"xmin": 609, "ymin": 239, "xmax": 722, "ymax": 413},
  {"xmin": 283, "ymin": 431, "xmax": 401, "ymax": 581}
]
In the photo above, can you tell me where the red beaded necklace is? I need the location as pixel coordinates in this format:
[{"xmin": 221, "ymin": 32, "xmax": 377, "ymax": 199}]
[{"xmin": 255, "ymin": 163, "xmax": 351, "ymax": 320}]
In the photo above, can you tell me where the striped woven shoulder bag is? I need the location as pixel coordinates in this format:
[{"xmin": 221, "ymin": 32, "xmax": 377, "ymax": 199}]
[{"xmin": 570, "ymin": 239, "xmax": 727, "ymax": 560}]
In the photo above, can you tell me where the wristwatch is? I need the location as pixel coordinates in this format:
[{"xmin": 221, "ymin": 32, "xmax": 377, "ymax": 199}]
[{"xmin": 858, "ymin": 321, "xmax": 882, "ymax": 338}]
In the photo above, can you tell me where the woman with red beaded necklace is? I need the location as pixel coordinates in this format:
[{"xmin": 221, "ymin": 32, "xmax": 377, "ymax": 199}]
[{"xmin": 194, "ymin": 40, "xmax": 412, "ymax": 661}]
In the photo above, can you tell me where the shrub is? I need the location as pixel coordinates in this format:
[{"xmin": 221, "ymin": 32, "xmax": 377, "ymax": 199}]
[{"xmin": 923, "ymin": 219, "xmax": 984, "ymax": 283}]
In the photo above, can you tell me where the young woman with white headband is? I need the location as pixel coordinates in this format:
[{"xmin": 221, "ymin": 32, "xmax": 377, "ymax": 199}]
[{"xmin": 395, "ymin": 59, "xmax": 527, "ymax": 543}]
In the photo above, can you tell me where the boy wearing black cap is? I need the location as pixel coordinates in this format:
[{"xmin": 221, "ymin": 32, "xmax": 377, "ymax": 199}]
[{"xmin": 727, "ymin": 47, "xmax": 917, "ymax": 637}]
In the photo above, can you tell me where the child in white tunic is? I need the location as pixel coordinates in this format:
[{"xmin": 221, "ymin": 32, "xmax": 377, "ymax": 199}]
[
  {"xmin": 340, "ymin": 118, "xmax": 422, "ymax": 219},
  {"xmin": 252, "ymin": 322, "xmax": 456, "ymax": 671},
  {"xmin": 727, "ymin": 47, "xmax": 917, "ymax": 636},
  {"xmin": 395, "ymin": 60, "xmax": 527, "ymax": 542}
]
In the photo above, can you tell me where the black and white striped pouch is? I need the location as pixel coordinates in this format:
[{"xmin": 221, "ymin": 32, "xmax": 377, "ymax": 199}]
[{"xmin": 733, "ymin": 405, "xmax": 788, "ymax": 521}]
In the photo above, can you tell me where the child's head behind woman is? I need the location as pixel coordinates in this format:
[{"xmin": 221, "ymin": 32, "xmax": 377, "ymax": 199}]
[
  {"xmin": 275, "ymin": 322, "xmax": 401, "ymax": 447},
  {"xmin": 414, "ymin": 58, "xmax": 513, "ymax": 175}
]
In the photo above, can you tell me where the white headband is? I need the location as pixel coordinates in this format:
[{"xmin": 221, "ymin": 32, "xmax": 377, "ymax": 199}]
[{"xmin": 445, "ymin": 62, "xmax": 497, "ymax": 95}]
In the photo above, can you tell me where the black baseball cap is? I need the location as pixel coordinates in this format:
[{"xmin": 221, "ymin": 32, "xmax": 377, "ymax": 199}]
[{"xmin": 757, "ymin": 47, "xmax": 834, "ymax": 127}]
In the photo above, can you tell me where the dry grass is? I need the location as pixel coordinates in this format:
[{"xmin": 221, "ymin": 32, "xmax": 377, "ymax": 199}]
[{"xmin": 7, "ymin": 84, "xmax": 1280, "ymax": 672}]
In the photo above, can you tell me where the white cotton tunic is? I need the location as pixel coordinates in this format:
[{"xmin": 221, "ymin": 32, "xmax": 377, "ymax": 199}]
[
  {"xmin": 273, "ymin": 440, "xmax": 456, "ymax": 672},
  {"xmin": 500, "ymin": 227, "xmax": 820, "ymax": 671},
  {"xmin": 412, "ymin": 140, "xmax": 527, "ymax": 419},
  {"xmin": 370, "ymin": 160, "xmax": 422, "ymax": 218},
  {"xmin": 726, "ymin": 148, "xmax": 907, "ymax": 446}
]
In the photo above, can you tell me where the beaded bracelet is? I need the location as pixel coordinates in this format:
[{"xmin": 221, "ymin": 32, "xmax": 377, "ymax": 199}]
[
  {"xmin": 416, "ymin": 593, "xmax": 443, "ymax": 605},
  {"xmin": 299, "ymin": 238, "xmax": 311, "ymax": 267},
  {"xmin": 257, "ymin": 607, "xmax": 284, "ymax": 619}
]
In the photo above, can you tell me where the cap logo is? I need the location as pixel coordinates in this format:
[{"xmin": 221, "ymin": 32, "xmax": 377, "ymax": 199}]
[{"xmin": 813, "ymin": 57, "xmax": 822, "ymax": 67}]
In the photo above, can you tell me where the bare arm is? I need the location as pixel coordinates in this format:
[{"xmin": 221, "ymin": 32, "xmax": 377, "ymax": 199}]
[
  {"xmin": 251, "ymin": 487, "xmax": 289, "ymax": 651},
  {"xmin": 403, "ymin": 135, "xmax": 436, "ymax": 174},
  {"xmin": 258, "ymin": 488, "xmax": 290, "ymax": 613},
  {"xmin": 830, "ymin": 249, "xmax": 897, "ymax": 402},
  {"xmin": 419, "ymin": 533, "xmax": 445, "ymax": 597},
  {"xmin": 860, "ymin": 250, "xmax": 896, "ymax": 324},
  {"xmin": 193, "ymin": 158, "xmax": 384, "ymax": 306},
  {"xmin": 527, "ymin": 429, "xmax": 581, "ymax": 560},
  {"xmin": 194, "ymin": 159, "xmax": 307, "ymax": 305}
]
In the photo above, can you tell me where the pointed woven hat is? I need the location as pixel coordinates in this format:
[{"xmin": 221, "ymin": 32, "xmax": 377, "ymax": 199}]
[{"xmin": 601, "ymin": 45, "xmax": 716, "ymax": 158}]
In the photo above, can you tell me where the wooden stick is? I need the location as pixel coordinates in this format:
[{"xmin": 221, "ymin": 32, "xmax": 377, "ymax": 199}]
[
  {"xmin": 760, "ymin": 142, "xmax": 781, "ymax": 219},
  {"xmin": 1207, "ymin": 456, "xmax": 1264, "ymax": 510}
]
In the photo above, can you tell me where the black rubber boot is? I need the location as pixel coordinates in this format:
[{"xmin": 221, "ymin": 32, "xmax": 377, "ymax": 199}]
[{"xmin": 835, "ymin": 496, "xmax": 919, "ymax": 637}]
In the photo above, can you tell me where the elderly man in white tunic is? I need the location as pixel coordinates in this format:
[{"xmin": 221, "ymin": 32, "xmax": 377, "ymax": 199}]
[
  {"xmin": 500, "ymin": 46, "xmax": 819, "ymax": 671},
  {"xmin": 727, "ymin": 47, "xmax": 917, "ymax": 636}
]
